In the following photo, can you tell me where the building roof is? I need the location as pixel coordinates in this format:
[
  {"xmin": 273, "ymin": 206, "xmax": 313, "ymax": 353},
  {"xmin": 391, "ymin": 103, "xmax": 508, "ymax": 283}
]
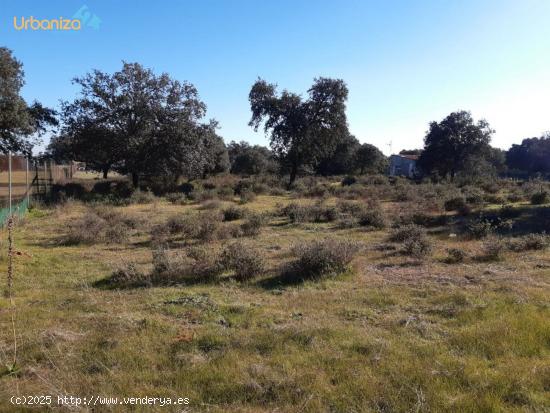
[{"xmin": 391, "ymin": 154, "xmax": 419, "ymax": 161}]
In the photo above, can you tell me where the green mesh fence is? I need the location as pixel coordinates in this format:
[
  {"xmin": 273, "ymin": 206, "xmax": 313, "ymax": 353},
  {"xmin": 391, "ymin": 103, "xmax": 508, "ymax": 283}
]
[{"xmin": 0, "ymin": 196, "xmax": 29, "ymax": 227}]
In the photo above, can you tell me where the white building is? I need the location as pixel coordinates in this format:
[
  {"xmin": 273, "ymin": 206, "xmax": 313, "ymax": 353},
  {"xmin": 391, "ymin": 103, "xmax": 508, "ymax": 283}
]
[{"xmin": 389, "ymin": 154, "xmax": 419, "ymax": 178}]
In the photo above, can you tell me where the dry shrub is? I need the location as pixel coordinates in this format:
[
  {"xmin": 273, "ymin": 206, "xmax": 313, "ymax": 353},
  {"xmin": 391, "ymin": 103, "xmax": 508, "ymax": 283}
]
[
  {"xmin": 480, "ymin": 237, "xmax": 506, "ymax": 261},
  {"xmin": 195, "ymin": 212, "xmax": 222, "ymax": 242},
  {"xmin": 150, "ymin": 246, "xmax": 223, "ymax": 284},
  {"xmin": 108, "ymin": 263, "xmax": 150, "ymax": 288},
  {"xmin": 240, "ymin": 213, "xmax": 265, "ymax": 237},
  {"xmin": 507, "ymin": 233, "xmax": 548, "ymax": 252},
  {"xmin": 198, "ymin": 200, "xmax": 221, "ymax": 210},
  {"xmin": 223, "ymin": 206, "xmax": 247, "ymax": 221},
  {"xmin": 129, "ymin": 190, "xmax": 156, "ymax": 204},
  {"xmin": 64, "ymin": 214, "xmax": 107, "ymax": 245},
  {"xmin": 282, "ymin": 238, "xmax": 361, "ymax": 280},
  {"xmin": 221, "ymin": 241, "xmax": 265, "ymax": 281},
  {"xmin": 402, "ymin": 234, "xmax": 433, "ymax": 259},
  {"xmin": 389, "ymin": 224, "xmax": 424, "ymax": 242},
  {"xmin": 445, "ymin": 248, "xmax": 467, "ymax": 264}
]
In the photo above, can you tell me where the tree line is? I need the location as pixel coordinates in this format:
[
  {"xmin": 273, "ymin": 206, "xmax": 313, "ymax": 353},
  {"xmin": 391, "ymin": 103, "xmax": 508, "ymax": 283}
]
[{"xmin": 1, "ymin": 46, "xmax": 548, "ymax": 188}]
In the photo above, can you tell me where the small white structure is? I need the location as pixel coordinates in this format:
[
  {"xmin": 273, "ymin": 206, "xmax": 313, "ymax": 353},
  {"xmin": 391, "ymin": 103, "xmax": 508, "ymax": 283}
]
[{"xmin": 389, "ymin": 154, "xmax": 419, "ymax": 178}]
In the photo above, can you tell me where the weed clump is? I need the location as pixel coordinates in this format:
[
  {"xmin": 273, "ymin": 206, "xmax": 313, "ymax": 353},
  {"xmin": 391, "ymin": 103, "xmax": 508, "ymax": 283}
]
[
  {"xmin": 223, "ymin": 206, "xmax": 247, "ymax": 221},
  {"xmin": 221, "ymin": 241, "xmax": 265, "ymax": 281},
  {"xmin": 240, "ymin": 213, "xmax": 265, "ymax": 237},
  {"xmin": 445, "ymin": 248, "xmax": 467, "ymax": 264},
  {"xmin": 108, "ymin": 263, "xmax": 150, "ymax": 288},
  {"xmin": 282, "ymin": 238, "xmax": 361, "ymax": 280}
]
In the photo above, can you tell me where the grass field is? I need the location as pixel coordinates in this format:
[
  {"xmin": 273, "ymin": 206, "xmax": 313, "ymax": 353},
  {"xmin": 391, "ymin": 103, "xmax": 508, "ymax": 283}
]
[{"xmin": 0, "ymin": 179, "xmax": 549, "ymax": 412}]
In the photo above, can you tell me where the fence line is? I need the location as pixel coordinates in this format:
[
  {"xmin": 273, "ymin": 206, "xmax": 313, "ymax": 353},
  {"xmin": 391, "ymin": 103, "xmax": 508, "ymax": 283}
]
[{"xmin": 0, "ymin": 153, "xmax": 75, "ymax": 227}]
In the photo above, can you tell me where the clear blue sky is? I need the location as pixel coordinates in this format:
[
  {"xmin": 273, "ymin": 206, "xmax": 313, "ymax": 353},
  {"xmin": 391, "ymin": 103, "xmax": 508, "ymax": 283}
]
[{"xmin": 2, "ymin": 0, "xmax": 550, "ymax": 154}]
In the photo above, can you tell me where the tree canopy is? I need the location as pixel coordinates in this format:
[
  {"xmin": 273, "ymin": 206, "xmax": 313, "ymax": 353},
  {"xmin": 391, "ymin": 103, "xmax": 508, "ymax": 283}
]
[
  {"xmin": 248, "ymin": 77, "xmax": 350, "ymax": 186},
  {"xmin": 418, "ymin": 111, "xmax": 494, "ymax": 179},
  {"xmin": 506, "ymin": 134, "xmax": 550, "ymax": 176},
  {"xmin": 0, "ymin": 47, "xmax": 57, "ymax": 156},
  {"xmin": 49, "ymin": 62, "xmax": 227, "ymax": 185}
]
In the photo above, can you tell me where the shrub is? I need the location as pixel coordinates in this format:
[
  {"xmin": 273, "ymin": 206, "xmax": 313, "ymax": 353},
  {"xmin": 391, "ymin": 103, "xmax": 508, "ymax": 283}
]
[
  {"xmin": 389, "ymin": 224, "xmax": 423, "ymax": 242},
  {"xmin": 531, "ymin": 191, "xmax": 549, "ymax": 205},
  {"xmin": 198, "ymin": 200, "xmax": 221, "ymax": 210},
  {"xmin": 341, "ymin": 176, "xmax": 357, "ymax": 186},
  {"xmin": 239, "ymin": 190, "xmax": 256, "ymax": 204},
  {"xmin": 223, "ymin": 206, "xmax": 247, "ymax": 221},
  {"xmin": 165, "ymin": 192, "xmax": 187, "ymax": 205},
  {"xmin": 283, "ymin": 239, "xmax": 361, "ymax": 280},
  {"xmin": 165, "ymin": 215, "xmax": 191, "ymax": 234},
  {"xmin": 445, "ymin": 248, "xmax": 467, "ymax": 264},
  {"xmin": 240, "ymin": 213, "xmax": 265, "ymax": 237},
  {"xmin": 186, "ymin": 246, "xmax": 225, "ymax": 282},
  {"xmin": 108, "ymin": 263, "xmax": 150, "ymax": 288},
  {"xmin": 467, "ymin": 218, "xmax": 494, "ymax": 239},
  {"xmin": 104, "ymin": 223, "xmax": 130, "ymax": 244},
  {"xmin": 179, "ymin": 182, "xmax": 195, "ymax": 196},
  {"xmin": 402, "ymin": 233, "xmax": 433, "ymax": 258},
  {"xmin": 151, "ymin": 247, "xmax": 223, "ymax": 284},
  {"xmin": 217, "ymin": 186, "xmax": 235, "ymax": 200},
  {"xmin": 507, "ymin": 233, "xmax": 548, "ymax": 252},
  {"xmin": 221, "ymin": 242, "xmax": 265, "ymax": 281},
  {"xmin": 130, "ymin": 190, "xmax": 155, "ymax": 204},
  {"xmin": 64, "ymin": 214, "xmax": 107, "ymax": 245},
  {"xmin": 92, "ymin": 181, "xmax": 112, "ymax": 195},
  {"xmin": 480, "ymin": 237, "xmax": 505, "ymax": 261},
  {"xmin": 357, "ymin": 202, "xmax": 386, "ymax": 229},
  {"xmin": 282, "ymin": 203, "xmax": 310, "ymax": 223},
  {"xmin": 444, "ymin": 197, "xmax": 468, "ymax": 212},
  {"xmin": 195, "ymin": 212, "xmax": 222, "ymax": 242}
]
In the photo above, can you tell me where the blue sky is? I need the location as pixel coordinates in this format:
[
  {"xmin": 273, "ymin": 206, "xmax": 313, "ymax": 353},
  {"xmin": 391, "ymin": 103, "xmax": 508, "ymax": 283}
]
[{"xmin": 2, "ymin": 0, "xmax": 550, "ymax": 154}]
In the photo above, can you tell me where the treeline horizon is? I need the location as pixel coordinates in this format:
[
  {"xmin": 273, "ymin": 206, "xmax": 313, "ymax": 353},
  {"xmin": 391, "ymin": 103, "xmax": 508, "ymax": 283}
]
[{"xmin": 1, "ymin": 46, "xmax": 549, "ymax": 188}]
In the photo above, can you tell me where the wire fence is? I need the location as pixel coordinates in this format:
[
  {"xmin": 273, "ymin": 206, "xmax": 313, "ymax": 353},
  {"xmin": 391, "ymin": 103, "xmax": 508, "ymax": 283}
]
[{"xmin": 0, "ymin": 153, "xmax": 75, "ymax": 227}]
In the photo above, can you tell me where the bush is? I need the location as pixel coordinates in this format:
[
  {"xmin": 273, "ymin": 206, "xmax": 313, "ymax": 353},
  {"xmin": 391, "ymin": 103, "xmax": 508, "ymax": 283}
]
[
  {"xmin": 198, "ymin": 200, "xmax": 221, "ymax": 210},
  {"xmin": 240, "ymin": 213, "xmax": 265, "ymax": 237},
  {"xmin": 165, "ymin": 192, "xmax": 187, "ymax": 205},
  {"xmin": 195, "ymin": 212, "xmax": 222, "ymax": 242},
  {"xmin": 444, "ymin": 197, "xmax": 468, "ymax": 212},
  {"xmin": 151, "ymin": 246, "xmax": 223, "ymax": 284},
  {"xmin": 389, "ymin": 224, "xmax": 423, "ymax": 242},
  {"xmin": 104, "ymin": 223, "xmax": 130, "ymax": 244},
  {"xmin": 221, "ymin": 242, "xmax": 265, "ymax": 281},
  {"xmin": 179, "ymin": 182, "xmax": 194, "ymax": 195},
  {"xmin": 239, "ymin": 190, "xmax": 256, "ymax": 204},
  {"xmin": 64, "ymin": 214, "xmax": 107, "ymax": 245},
  {"xmin": 186, "ymin": 247, "xmax": 225, "ymax": 282},
  {"xmin": 507, "ymin": 233, "xmax": 548, "ymax": 252},
  {"xmin": 130, "ymin": 190, "xmax": 155, "ymax": 204},
  {"xmin": 531, "ymin": 191, "xmax": 549, "ymax": 205},
  {"xmin": 467, "ymin": 218, "xmax": 494, "ymax": 239},
  {"xmin": 283, "ymin": 239, "xmax": 361, "ymax": 280},
  {"xmin": 108, "ymin": 263, "xmax": 150, "ymax": 288},
  {"xmin": 445, "ymin": 248, "xmax": 467, "ymax": 264},
  {"xmin": 223, "ymin": 206, "xmax": 247, "ymax": 221},
  {"xmin": 402, "ymin": 233, "xmax": 432, "ymax": 258},
  {"xmin": 165, "ymin": 215, "xmax": 191, "ymax": 234},
  {"xmin": 341, "ymin": 176, "xmax": 357, "ymax": 186},
  {"xmin": 357, "ymin": 202, "xmax": 386, "ymax": 229},
  {"xmin": 480, "ymin": 237, "xmax": 505, "ymax": 261}
]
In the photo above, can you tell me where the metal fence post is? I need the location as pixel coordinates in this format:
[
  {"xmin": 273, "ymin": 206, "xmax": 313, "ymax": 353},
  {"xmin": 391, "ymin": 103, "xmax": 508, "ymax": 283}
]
[
  {"xmin": 26, "ymin": 157, "xmax": 29, "ymax": 206},
  {"xmin": 8, "ymin": 151, "xmax": 12, "ymax": 215}
]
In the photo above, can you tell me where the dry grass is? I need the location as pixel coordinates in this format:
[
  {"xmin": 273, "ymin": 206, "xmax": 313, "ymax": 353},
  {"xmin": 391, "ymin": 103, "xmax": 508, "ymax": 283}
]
[{"xmin": 0, "ymin": 181, "xmax": 549, "ymax": 412}]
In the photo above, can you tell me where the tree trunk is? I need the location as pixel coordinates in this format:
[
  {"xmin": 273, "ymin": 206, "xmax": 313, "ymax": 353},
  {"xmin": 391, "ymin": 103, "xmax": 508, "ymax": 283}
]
[
  {"xmin": 287, "ymin": 165, "xmax": 298, "ymax": 189},
  {"xmin": 132, "ymin": 172, "xmax": 139, "ymax": 188},
  {"xmin": 102, "ymin": 166, "xmax": 109, "ymax": 179}
]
